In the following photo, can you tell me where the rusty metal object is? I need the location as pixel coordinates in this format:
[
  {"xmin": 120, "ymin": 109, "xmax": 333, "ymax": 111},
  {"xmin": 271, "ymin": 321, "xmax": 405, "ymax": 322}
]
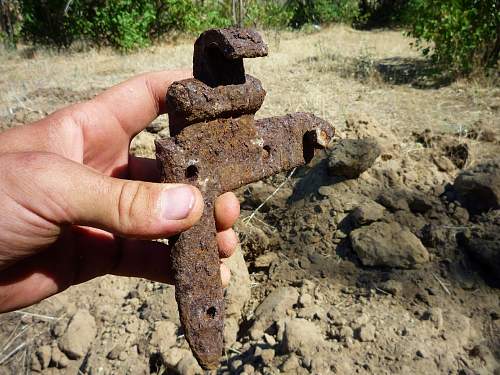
[{"xmin": 155, "ymin": 28, "xmax": 334, "ymax": 370}]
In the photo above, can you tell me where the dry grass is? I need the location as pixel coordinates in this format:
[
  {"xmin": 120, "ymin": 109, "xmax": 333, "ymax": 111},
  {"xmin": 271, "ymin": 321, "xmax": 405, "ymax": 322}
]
[{"xmin": 0, "ymin": 25, "xmax": 498, "ymax": 159}]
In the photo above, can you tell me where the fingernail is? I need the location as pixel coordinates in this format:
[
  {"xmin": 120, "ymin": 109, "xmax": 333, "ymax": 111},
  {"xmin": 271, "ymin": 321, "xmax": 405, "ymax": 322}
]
[{"xmin": 161, "ymin": 186, "xmax": 196, "ymax": 220}]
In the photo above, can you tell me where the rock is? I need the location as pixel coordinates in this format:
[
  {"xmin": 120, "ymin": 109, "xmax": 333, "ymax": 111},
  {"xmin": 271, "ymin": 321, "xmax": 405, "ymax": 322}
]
[
  {"xmin": 253, "ymin": 287, "xmax": 299, "ymax": 331},
  {"xmin": 350, "ymin": 201, "xmax": 385, "ymax": 226},
  {"xmin": 339, "ymin": 326, "xmax": 354, "ymax": 340},
  {"xmin": 350, "ymin": 222, "xmax": 430, "ymax": 269},
  {"xmin": 242, "ymin": 364, "xmax": 255, "ymax": 374},
  {"xmin": 58, "ymin": 309, "xmax": 96, "ymax": 360},
  {"xmin": 37, "ymin": 345, "xmax": 52, "ymax": 369},
  {"xmin": 254, "ymin": 252, "xmax": 278, "ymax": 268},
  {"xmin": 51, "ymin": 319, "xmax": 67, "ymax": 338},
  {"xmin": 264, "ymin": 333, "xmax": 277, "ymax": 346},
  {"xmin": 356, "ymin": 323, "xmax": 376, "ymax": 342},
  {"xmin": 409, "ymin": 195, "xmax": 433, "ymax": 214},
  {"xmin": 249, "ymin": 326, "xmax": 264, "ymax": 341},
  {"xmin": 421, "ymin": 308, "xmax": 443, "ymax": 330},
  {"xmin": 344, "ymin": 114, "xmax": 399, "ymax": 157},
  {"xmin": 296, "ymin": 305, "xmax": 326, "ymax": 321},
  {"xmin": 465, "ymin": 233, "xmax": 500, "ymax": 279},
  {"xmin": 259, "ymin": 348, "xmax": 275, "ymax": 365},
  {"xmin": 327, "ymin": 138, "xmax": 381, "ymax": 179},
  {"xmin": 51, "ymin": 346, "xmax": 70, "ymax": 369},
  {"xmin": 377, "ymin": 193, "xmax": 409, "ymax": 212},
  {"xmin": 176, "ymin": 354, "xmax": 203, "ymax": 375},
  {"xmin": 378, "ymin": 280, "xmax": 403, "ymax": 296},
  {"xmin": 282, "ymin": 318, "xmax": 325, "ymax": 355},
  {"xmin": 30, "ymin": 352, "xmax": 42, "ymax": 372},
  {"xmin": 150, "ymin": 321, "xmax": 177, "ymax": 352},
  {"xmin": 230, "ymin": 359, "xmax": 243, "ymax": 372},
  {"xmin": 162, "ymin": 347, "xmax": 190, "ymax": 369},
  {"xmin": 433, "ymin": 155, "xmax": 456, "ymax": 172},
  {"xmin": 454, "ymin": 160, "xmax": 500, "ymax": 214},
  {"xmin": 298, "ymin": 293, "xmax": 314, "ymax": 307},
  {"xmin": 145, "ymin": 121, "xmax": 165, "ymax": 134},
  {"xmin": 107, "ymin": 345, "xmax": 125, "ymax": 360},
  {"xmin": 280, "ymin": 353, "xmax": 301, "ymax": 372},
  {"xmin": 224, "ymin": 246, "xmax": 251, "ymax": 346}
]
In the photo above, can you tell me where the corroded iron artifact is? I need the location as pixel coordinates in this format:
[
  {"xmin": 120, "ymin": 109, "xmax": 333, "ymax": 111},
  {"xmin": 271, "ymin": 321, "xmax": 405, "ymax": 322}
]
[{"xmin": 155, "ymin": 28, "xmax": 334, "ymax": 370}]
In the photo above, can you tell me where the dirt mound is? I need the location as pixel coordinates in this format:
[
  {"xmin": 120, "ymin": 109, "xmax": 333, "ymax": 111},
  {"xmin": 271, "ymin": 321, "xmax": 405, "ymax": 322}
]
[{"xmin": 233, "ymin": 113, "xmax": 500, "ymax": 374}]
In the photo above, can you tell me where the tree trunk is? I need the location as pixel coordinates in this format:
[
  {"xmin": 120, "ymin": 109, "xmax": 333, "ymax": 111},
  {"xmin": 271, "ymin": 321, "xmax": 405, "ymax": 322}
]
[{"xmin": 0, "ymin": 0, "xmax": 15, "ymax": 48}]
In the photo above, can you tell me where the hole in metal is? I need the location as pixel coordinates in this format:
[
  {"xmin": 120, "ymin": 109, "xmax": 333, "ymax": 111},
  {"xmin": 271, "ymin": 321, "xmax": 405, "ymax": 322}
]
[
  {"xmin": 206, "ymin": 306, "xmax": 216, "ymax": 319},
  {"xmin": 263, "ymin": 145, "xmax": 271, "ymax": 159},
  {"xmin": 185, "ymin": 165, "xmax": 199, "ymax": 180}
]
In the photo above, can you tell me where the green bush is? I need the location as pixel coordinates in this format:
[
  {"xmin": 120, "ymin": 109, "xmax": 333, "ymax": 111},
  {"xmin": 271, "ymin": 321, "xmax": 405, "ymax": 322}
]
[
  {"xmin": 16, "ymin": 0, "xmax": 364, "ymax": 50},
  {"xmin": 245, "ymin": 1, "xmax": 293, "ymax": 29},
  {"xmin": 19, "ymin": 0, "xmax": 232, "ymax": 51},
  {"xmin": 405, "ymin": 0, "xmax": 499, "ymax": 74},
  {"xmin": 286, "ymin": 0, "xmax": 360, "ymax": 28},
  {"xmin": 355, "ymin": 0, "xmax": 408, "ymax": 28}
]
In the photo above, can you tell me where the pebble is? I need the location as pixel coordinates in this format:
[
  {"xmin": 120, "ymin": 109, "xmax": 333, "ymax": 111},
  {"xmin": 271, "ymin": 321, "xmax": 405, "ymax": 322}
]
[
  {"xmin": 264, "ymin": 333, "xmax": 276, "ymax": 346},
  {"xmin": 249, "ymin": 327, "xmax": 264, "ymax": 341},
  {"xmin": 176, "ymin": 354, "xmax": 202, "ymax": 375},
  {"xmin": 379, "ymin": 280, "xmax": 403, "ymax": 296},
  {"xmin": 242, "ymin": 364, "xmax": 255, "ymax": 374},
  {"xmin": 58, "ymin": 309, "xmax": 96, "ymax": 359},
  {"xmin": 299, "ymin": 293, "xmax": 314, "ymax": 307},
  {"xmin": 106, "ymin": 345, "xmax": 125, "ymax": 360},
  {"xmin": 260, "ymin": 348, "xmax": 275, "ymax": 365},
  {"xmin": 230, "ymin": 359, "xmax": 243, "ymax": 372},
  {"xmin": 162, "ymin": 347, "xmax": 190, "ymax": 369},
  {"xmin": 280, "ymin": 353, "xmax": 300, "ymax": 372},
  {"xmin": 339, "ymin": 326, "xmax": 354, "ymax": 340},
  {"xmin": 51, "ymin": 346, "xmax": 70, "ymax": 369},
  {"xmin": 357, "ymin": 324, "xmax": 376, "ymax": 342},
  {"xmin": 36, "ymin": 345, "xmax": 52, "ymax": 369},
  {"xmin": 350, "ymin": 201, "xmax": 385, "ymax": 226},
  {"xmin": 422, "ymin": 308, "xmax": 443, "ymax": 330},
  {"xmin": 283, "ymin": 318, "xmax": 326, "ymax": 355},
  {"xmin": 252, "ymin": 287, "xmax": 299, "ymax": 332}
]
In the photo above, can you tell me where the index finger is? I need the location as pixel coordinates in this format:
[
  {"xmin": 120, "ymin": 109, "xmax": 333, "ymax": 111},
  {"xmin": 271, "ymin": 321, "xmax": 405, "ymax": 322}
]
[{"xmin": 92, "ymin": 69, "xmax": 192, "ymax": 137}]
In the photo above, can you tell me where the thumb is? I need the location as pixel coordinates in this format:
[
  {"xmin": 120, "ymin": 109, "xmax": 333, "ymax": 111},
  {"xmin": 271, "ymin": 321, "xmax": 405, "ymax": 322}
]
[{"xmin": 5, "ymin": 152, "xmax": 203, "ymax": 239}]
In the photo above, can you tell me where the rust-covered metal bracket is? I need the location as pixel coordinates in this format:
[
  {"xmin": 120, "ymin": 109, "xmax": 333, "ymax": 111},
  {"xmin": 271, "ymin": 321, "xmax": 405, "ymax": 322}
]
[{"xmin": 155, "ymin": 28, "xmax": 334, "ymax": 370}]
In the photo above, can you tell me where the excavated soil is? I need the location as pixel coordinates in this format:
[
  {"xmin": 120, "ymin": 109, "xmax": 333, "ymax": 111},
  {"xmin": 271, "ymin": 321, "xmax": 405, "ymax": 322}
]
[{"xmin": 0, "ymin": 26, "xmax": 499, "ymax": 375}]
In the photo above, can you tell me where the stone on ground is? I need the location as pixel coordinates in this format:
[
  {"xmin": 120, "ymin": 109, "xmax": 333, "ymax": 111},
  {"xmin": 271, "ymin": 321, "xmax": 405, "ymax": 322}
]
[
  {"xmin": 252, "ymin": 287, "xmax": 299, "ymax": 331},
  {"xmin": 327, "ymin": 138, "xmax": 381, "ymax": 179},
  {"xmin": 350, "ymin": 222, "xmax": 430, "ymax": 268},
  {"xmin": 58, "ymin": 309, "xmax": 96, "ymax": 360},
  {"xmin": 282, "ymin": 318, "xmax": 326, "ymax": 356},
  {"xmin": 350, "ymin": 200, "xmax": 385, "ymax": 226},
  {"xmin": 454, "ymin": 160, "xmax": 500, "ymax": 214}
]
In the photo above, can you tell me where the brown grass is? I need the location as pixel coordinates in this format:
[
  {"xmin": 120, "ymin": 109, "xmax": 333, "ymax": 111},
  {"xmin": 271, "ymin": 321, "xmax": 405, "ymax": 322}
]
[{"xmin": 0, "ymin": 25, "xmax": 498, "ymax": 158}]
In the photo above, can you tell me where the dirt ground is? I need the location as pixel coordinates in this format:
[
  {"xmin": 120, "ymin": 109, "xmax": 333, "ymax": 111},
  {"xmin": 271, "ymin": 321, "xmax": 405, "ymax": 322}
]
[{"xmin": 0, "ymin": 25, "xmax": 499, "ymax": 375}]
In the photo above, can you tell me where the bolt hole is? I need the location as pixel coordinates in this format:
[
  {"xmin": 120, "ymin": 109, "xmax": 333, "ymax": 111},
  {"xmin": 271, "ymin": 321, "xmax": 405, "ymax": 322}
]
[
  {"xmin": 206, "ymin": 306, "xmax": 216, "ymax": 319},
  {"xmin": 185, "ymin": 165, "xmax": 199, "ymax": 180},
  {"xmin": 263, "ymin": 145, "xmax": 271, "ymax": 159}
]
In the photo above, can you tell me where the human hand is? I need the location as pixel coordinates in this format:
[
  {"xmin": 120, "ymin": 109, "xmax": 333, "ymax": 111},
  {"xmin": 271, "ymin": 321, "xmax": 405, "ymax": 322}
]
[{"xmin": 0, "ymin": 70, "xmax": 240, "ymax": 312}]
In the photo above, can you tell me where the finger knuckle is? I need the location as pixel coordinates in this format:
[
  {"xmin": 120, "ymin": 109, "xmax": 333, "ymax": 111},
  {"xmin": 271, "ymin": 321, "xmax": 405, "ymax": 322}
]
[{"xmin": 116, "ymin": 181, "xmax": 155, "ymax": 235}]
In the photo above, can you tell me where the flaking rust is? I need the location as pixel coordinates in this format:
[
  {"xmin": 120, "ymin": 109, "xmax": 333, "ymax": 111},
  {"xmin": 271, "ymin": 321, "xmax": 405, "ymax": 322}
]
[{"xmin": 155, "ymin": 28, "xmax": 335, "ymax": 370}]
